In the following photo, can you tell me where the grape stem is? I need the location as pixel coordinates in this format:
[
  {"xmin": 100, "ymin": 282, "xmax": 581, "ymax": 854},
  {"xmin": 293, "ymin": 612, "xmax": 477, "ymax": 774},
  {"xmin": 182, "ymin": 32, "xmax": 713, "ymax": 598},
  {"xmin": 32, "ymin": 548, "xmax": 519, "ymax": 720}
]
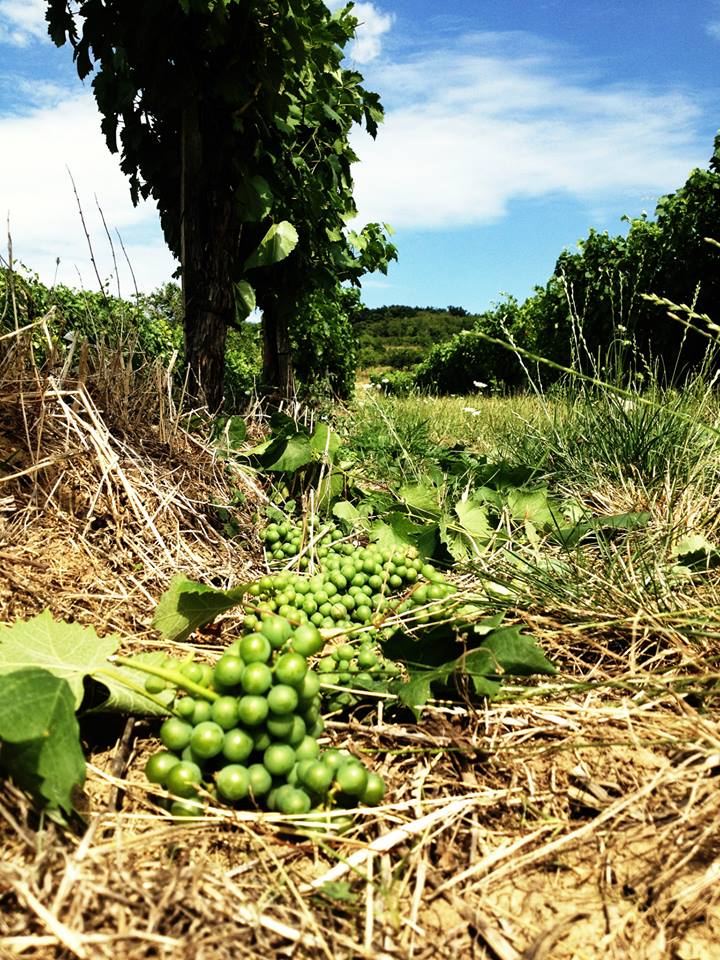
[{"xmin": 111, "ymin": 657, "xmax": 220, "ymax": 701}]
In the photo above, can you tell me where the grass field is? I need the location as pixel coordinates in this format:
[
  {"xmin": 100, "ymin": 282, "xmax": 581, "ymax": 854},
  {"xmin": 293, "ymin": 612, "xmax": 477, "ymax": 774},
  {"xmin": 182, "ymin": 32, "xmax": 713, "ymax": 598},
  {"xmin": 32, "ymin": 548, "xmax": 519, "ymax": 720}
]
[{"xmin": 1, "ymin": 322, "xmax": 720, "ymax": 959}]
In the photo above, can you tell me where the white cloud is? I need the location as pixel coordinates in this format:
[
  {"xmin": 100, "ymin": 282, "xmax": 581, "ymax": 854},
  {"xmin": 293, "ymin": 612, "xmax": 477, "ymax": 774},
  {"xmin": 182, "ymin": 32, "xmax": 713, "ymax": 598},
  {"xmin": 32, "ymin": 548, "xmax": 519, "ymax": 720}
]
[
  {"xmin": 707, "ymin": 21, "xmax": 720, "ymax": 40},
  {"xmin": 351, "ymin": 36, "xmax": 708, "ymax": 229},
  {"xmin": 0, "ymin": 0, "xmax": 49, "ymax": 46},
  {"xmin": 348, "ymin": 3, "xmax": 393, "ymax": 63},
  {"xmin": 325, "ymin": 1, "xmax": 393, "ymax": 63},
  {"xmin": 0, "ymin": 93, "xmax": 176, "ymax": 293}
]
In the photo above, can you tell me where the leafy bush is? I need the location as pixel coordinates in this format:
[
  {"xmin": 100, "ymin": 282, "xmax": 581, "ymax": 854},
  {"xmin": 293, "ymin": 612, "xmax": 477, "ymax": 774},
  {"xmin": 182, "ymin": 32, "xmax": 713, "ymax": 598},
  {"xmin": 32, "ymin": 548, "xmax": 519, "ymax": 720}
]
[
  {"xmin": 291, "ymin": 285, "xmax": 361, "ymax": 400},
  {"xmin": 414, "ymin": 297, "xmax": 530, "ymax": 394}
]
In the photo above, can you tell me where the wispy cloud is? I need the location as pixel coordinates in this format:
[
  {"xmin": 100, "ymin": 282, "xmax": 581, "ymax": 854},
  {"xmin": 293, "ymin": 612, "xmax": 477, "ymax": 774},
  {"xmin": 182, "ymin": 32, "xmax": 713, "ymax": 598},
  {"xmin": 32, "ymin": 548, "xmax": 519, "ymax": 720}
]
[
  {"xmin": 0, "ymin": 0, "xmax": 49, "ymax": 46},
  {"xmin": 351, "ymin": 33, "xmax": 708, "ymax": 229},
  {"xmin": 707, "ymin": 20, "xmax": 720, "ymax": 40}
]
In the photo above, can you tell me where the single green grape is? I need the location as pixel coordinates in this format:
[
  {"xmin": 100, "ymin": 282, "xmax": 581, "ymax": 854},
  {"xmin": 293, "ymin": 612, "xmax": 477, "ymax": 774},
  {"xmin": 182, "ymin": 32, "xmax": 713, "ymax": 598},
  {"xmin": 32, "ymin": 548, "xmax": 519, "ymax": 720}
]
[
  {"xmin": 266, "ymin": 683, "xmax": 299, "ymax": 715},
  {"xmin": 145, "ymin": 750, "xmax": 180, "ymax": 786},
  {"xmin": 274, "ymin": 652, "xmax": 307, "ymax": 688},
  {"xmin": 160, "ymin": 717, "xmax": 193, "ymax": 753},
  {"xmin": 240, "ymin": 633, "xmax": 272, "ymax": 664},
  {"xmin": 260, "ymin": 615, "xmax": 293, "ymax": 649},
  {"xmin": 165, "ymin": 760, "xmax": 202, "ymax": 799},
  {"xmin": 213, "ymin": 655, "xmax": 245, "ymax": 690},
  {"xmin": 237, "ymin": 695, "xmax": 269, "ymax": 726},
  {"xmin": 299, "ymin": 760, "xmax": 333, "ymax": 795},
  {"xmin": 190, "ymin": 721, "xmax": 225, "ymax": 760},
  {"xmin": 222, "ymin": 728, "xmax": 254, "ymax": 763},
  {"xmin": 335, "ymin": 760, "xmax": 369, "ymax": 797},
  {"xmin": 360, "ymin": 772, "xmax": 386, "ymax": 805},
  {"xmin": 274, "ymin": 784, "xmax": 312, "ymax": 814},
  {"xmin": 291, "ymin": 622, "xmax": 324, "ymax": 657},
  {"xmin": 263, "ymin": 743, "xmax": 296, "ymax": 777},
  {"xmin": 247, "ymin": 763, "xmax": 272, "ymax": 798},
  {"xmin": 211, "ymin": 696, "xmax": 240, "ymax": 730},
  {"xmin": 216, "ymin": 764, "xmax": 250, "ymax": 802},
  {"xmin": 240, "ymin": 661, "xmax": 273, "ymax": 695}
]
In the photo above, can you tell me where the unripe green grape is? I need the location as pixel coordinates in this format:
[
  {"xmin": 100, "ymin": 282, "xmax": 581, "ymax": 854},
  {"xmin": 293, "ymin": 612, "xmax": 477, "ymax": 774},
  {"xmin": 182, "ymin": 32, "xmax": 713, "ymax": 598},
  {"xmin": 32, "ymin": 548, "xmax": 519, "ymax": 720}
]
[
  {"xmin": 355, "ymin": 605, "xmax": 372, "ymax": 624},
  {"xmin": 240, "ymin": 633, "xmax": 272, "ymax": 664},
  {"xmin": 190, "ymin": 721, "xmax": 225, "ymax": 759},
  {"xmin": 299, "ymin": 760, "xmax": 333, "ymax": 795},
  {"xmin": 145, "ymin": 674, "xmax": 168, "ymax": 695},
  {"xmin": 165, "ymin": 760, "xmax": 202, "ymax": 799},
  {"xmin": 216, "ymin": 764, "xmax": 250, "ymax": 802},
  {"xmin": 267, "ymin": 683, "xmax": 299, "ymax": 715},
  {"xmin": 175, "ymin": 696, "xmax": 196, "ymax": 720},
  {"xmin": 247, "ymin": 763, "xmax": 272, "ymax": 798},
  {"xmin": 357, "ymin": 647, "xmax": 378, "ymax": 669},
  {"xmin": 266, "ymin": 712, "xmax": 295, "ymax": 740},
  {"xmin": 294, "ymin": 735, "xmax": 320, "ymax": 762},
  {"xmin": 335, "ymin": 760, "xmax": 369, "ymax": 796},
  {"xmin": 360, "ymin": 772, "xmax": 386, "ymax": 805},
  {"xmin": 282, "ymin": 715, "xmax": 306, "ymax": 746},
  {"xmin": 169, "ymin": 797, "xmax": 205, "ymax": 818},
  {"xmin": 179, "ymin": 661, "xmax": 204, "ymax": 684},
  {"xmin": 274, "ymin": 652, "xmax": 307, "ymax": 687},
  {"xmin": 317, "ymin": 656, "xmax": 337, "ymax": 674},
  {"xmin": 252, "ymin": 727, "xmax": 272, "ymax": 752},
  {"xmin": 145, "ymin": 750, "xmax": 180, "ymax": 786},
  {"xmin": 297, "ymin": 670, "xmax": 320, "ymax": 701},
  {"xmin": 191, "ymin": 699, "xmax": 213, "ymax": 725},
  {"xmin": 222, "ymin": 728, "xmax": 254, "ymax": 763},
  {"xmin": 237, "ymin": 694, "xmax": 269, "ymax": 726},
  {"xmin": 240, "ymin": 661, "xmax": 273, "ymax": 695},
  {"xmin": 263, "ymin": 743, "xmax": 296, "ymax": 777},
  {"xmin": 291, "ymin": 623, "xmax": 324, "ymax": 657},
  {"xmin": 275, "ymin": 785, "xmax": 311, "ymax": 814},
  {"xmin": 213, "ymin": 655, "xmax": 245, "ymax": 690},
  {"xmin": 335, "ymin": 643, "xmax": 354, "ymax": 662},
  {"xmin": 211, "ymin": 696, "xmax": 240, "ymax": 730},
  {"xmin": 160, "ymin": 717, "xmax": 193, "ymax": 752},
  {"xmin": 307, "ymin": 717, "xmax": 325, "ymax": 738},
  {"xmin": 321, "ymin": 749, "xmax": 346, "ymax": 773},
  {"xmin": 260, "ymin": 615, "xmax": 293, "ymax": 649}
]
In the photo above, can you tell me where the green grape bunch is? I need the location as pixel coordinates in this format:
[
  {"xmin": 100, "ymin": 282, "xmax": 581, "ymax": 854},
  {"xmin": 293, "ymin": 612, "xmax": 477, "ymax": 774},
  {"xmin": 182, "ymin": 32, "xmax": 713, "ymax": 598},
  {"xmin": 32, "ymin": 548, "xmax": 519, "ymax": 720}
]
[{"xmin": 140, "ymin": 615, "xmax": 386, "ymax": 817}]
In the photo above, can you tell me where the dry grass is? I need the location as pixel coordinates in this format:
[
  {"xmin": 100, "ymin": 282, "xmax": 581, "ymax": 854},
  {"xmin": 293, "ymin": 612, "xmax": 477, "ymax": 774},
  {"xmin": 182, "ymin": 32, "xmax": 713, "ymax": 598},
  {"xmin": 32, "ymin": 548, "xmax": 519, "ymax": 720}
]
[{"xmin": 1, "ymin": 327, "xmax": 719, "ymax": 959}]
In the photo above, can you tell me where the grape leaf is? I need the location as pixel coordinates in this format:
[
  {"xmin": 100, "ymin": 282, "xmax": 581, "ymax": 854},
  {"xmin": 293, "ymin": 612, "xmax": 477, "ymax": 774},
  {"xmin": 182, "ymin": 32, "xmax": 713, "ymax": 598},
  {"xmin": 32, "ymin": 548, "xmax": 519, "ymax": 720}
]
[
  {"xmin": 398, "ymin": 482, "xmax": 441, "ymax": 517},
  {"xmin": 388, "ymin": 622, "xmax": 555, "ymax": 716},
  {"xmin": 0, "ymin": 668, "xmax": 85, "ymax": 813},
  {"xmin": 152, "ymin": 574, "xmax": 248, "ymax": 642},
  {"xmin": 370, "ymin": 513, "xmax": 438, "ymax": 558},
  {"xmin": 480, "ymin": 625, "xmax": 557, "ymax": 676},
  {"xmin": 87, "ymin": 653, "xmax": 175, "ymax": 716},
  {"xmin": 0, "ymin": 611, "xmax": 118, "ymax": 709}
]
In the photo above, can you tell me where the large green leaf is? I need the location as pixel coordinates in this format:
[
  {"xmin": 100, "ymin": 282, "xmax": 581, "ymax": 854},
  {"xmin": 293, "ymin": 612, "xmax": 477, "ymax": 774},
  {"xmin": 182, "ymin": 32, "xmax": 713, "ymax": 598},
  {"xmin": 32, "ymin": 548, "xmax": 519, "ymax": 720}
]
[
  {"xmin": 152, "ymin": 574, "xmax": 248, "ymax": 642},
  {"xmin": 310, "ymin": 422, "xmax": 341, "ymax": 459},
  {"xmin": 244, "ymin": 221, "xmax": 299, "ymax": 269},
  {"xmin": 0, "ymin": 669, "xmax": 85, "ymax": 814},
  {"xmin": 264, "ymin": 434, "xmax": 314, "ymax": 472},
  {"xmin": 398, "ymin": 482, "xmax": 441, "ymax": 517},
  {"xmin": 455, "ymin": 498, "xmax": 494, "ymax": 540},
  {"xmin": 0, "ymin": 611, "xmax": 118, "ymax": 709}
]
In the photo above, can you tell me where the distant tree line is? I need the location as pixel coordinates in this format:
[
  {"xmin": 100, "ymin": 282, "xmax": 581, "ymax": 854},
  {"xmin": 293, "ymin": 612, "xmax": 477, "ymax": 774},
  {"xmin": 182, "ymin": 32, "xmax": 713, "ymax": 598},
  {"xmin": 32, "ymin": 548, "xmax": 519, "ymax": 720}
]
[{"xmin": 415, "ymin": 133, "xmax": 720, "ymax": 393}]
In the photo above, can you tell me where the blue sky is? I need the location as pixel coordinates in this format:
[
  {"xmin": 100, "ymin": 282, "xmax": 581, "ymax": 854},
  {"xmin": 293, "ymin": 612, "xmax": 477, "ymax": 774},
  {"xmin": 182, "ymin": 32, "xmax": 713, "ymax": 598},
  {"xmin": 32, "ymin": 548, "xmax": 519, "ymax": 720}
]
[{"xmin": 0, "ymin": 1, "xmax": 718, "ymax": 312}]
